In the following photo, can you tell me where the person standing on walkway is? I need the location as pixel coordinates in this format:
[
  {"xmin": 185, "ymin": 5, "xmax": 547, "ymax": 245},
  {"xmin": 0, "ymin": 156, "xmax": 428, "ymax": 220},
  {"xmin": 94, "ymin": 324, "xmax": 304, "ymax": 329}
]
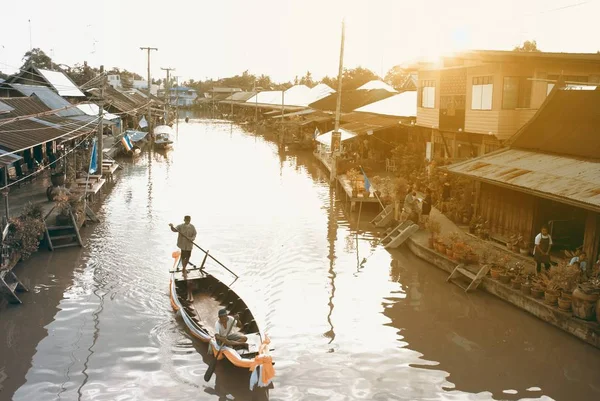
[
  {"xmin": 533, "ymin": 226, "xmax": 553, "ymax": 273},
  {"xmin": 169, "ymin": 215, "xmax": 197, "ymax": 271},
  {"xmin": 420, "ymin": 189, "xmax": 432, "ymax": 225}
]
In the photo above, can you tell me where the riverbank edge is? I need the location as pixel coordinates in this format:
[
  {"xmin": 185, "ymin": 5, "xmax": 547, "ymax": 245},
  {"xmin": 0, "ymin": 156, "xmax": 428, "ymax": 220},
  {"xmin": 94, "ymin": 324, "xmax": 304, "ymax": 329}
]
[{"xmin": 405, "ymin": 236, "xmax": 600, "ymax": 349}]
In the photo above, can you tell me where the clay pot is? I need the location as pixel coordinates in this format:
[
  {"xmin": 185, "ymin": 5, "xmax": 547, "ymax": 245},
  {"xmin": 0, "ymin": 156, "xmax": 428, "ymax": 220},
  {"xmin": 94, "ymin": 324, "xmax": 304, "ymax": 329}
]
[
  {"xmin": 50, "ymin": 171, "xmax": 65, "ymax": 186},
  {"xmin": 521, "ymin": 284, "xmax": 531, "ymax": 296},
  {"xmin": 428, "ymin": 237, "xmax": 434, "ymax": 249},
  {"xmin": 446, "ymin": 249, "xmax": 453, "ymax": 257},
  {"xmin": 544, "ymin": 290, "xmax": 559, "ymax": 306},
  {"xmin": 511, "ymin": 279, "xmax": 521, "ymax": 290},
  {"xmin": 572, "ymin": 288, "xmax": 599, "ymax": 321},
  {"xmin": 490, "ymin": 268, "xmax": 502, "ymax": 280},
  {"xmin": 558, "ymin": 297, "xmax": 572, "ymax": 312},
  {"xmin": 531, "ymin": 287, "xmax": 545, "ymax": 299}
]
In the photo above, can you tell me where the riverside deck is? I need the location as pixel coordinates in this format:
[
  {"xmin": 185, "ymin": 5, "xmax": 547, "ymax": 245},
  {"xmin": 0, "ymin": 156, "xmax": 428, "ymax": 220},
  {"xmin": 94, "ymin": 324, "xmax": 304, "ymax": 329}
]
[{"xmin": 314, "ymin": 150, "xmax": 381, "ymax": 209}]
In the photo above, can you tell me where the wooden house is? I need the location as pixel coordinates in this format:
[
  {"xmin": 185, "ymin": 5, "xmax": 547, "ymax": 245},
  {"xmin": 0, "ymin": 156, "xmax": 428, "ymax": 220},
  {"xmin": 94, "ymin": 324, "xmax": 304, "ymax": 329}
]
[
  {"xmin": 416, "ymin": 51, "xmax": 600, "ymax": 160},
  {"xmin": 445, "ymin": 86, "xmax": 600, "ymax": 259}
]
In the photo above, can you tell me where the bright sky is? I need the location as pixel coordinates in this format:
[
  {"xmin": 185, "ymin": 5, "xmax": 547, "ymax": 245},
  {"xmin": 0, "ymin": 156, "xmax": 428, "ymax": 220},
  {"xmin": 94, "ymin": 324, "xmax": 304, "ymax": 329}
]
[{"xmin": 0, "ymin": 0, "xmax": 598, "ymax": 83}]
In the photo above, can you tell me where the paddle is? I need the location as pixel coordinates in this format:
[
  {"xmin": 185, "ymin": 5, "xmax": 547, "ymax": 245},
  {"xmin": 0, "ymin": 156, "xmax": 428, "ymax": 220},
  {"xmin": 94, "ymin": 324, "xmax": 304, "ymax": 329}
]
[
  {"xmin": 170, "ymin": 224, "xmax": 239, "ymax": 278},
  {"xmin": 204, "ymin": 316, "xmax": 238, "ymax": 382}
]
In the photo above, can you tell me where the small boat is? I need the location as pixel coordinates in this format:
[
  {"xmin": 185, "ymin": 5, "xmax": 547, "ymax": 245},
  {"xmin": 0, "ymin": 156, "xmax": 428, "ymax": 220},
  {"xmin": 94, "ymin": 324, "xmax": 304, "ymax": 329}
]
[
  {"xmin": 120, "ymin": 131, "xmax": 144, "ymax": 157},
  {"xmin": 169, "ymin": 251, "xmax": 275, "ymax": 391},
  {"xmin": 153, "ymin": 125, "xmax": 174, "ymax": 149}
]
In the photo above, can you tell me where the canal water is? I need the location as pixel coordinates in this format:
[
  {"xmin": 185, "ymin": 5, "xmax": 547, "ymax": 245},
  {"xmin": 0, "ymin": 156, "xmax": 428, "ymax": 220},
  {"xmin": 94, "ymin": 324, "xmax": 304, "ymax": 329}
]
[{"xmin": 1, "ymin": 119, "xmax": 600, "ymax": 401}]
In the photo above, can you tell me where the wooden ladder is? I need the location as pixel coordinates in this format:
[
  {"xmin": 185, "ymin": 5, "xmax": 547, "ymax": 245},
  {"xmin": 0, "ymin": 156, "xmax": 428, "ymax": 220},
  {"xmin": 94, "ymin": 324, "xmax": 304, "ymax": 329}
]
[
  {"xmin": 380, "ymin": 220, "xmax": 420, "ymax": 249},
  {"xmin": 0, "ymin": 268, "xmax": 28, "ymax": 304},
  {"xmin": 447, "ymin": 264, "xmax": 490, "ymax": 292},
  {"xmin": 370, "ymin": 205, "xmax": 394, "ymax": 227},
  {"xmin": 44, "ymin": 208, "xmax": 83, "ymax": 250}
]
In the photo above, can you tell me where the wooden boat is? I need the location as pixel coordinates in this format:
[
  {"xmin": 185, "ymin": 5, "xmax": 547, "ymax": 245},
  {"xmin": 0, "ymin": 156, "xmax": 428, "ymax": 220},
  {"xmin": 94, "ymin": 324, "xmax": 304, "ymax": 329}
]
[
  {"xmin": 120, "ymin": 130, "xmax": 144, "ymax": 157},
  {"xmin": 153, "ymin": 125, "xmax": 174, "ymax": 150},
  {"xmin": 168, "ymin": 251, "xmax": 275, "ymax": 390}
]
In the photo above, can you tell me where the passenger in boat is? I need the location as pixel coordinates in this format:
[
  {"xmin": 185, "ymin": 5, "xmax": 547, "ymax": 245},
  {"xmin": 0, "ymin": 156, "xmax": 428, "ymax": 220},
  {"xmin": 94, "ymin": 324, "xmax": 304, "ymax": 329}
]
[
  {"xmin": 215, "ymin": 308, "xmax": 247, "ymax": 347},
  {"xmin": 169, "ymin": 215, "xmax": 197, "ymax": 271}
]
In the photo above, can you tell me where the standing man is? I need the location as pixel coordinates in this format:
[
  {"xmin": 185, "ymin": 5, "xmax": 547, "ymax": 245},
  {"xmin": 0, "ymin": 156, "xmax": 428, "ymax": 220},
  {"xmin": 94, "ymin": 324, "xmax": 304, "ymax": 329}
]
[
  {"xmin": 169, "ymin": 215, "xmax": 197, "ymax": 271},
  {"xmin": 533, "ymin": 225, "xmax": 553, "ymax": 273}
]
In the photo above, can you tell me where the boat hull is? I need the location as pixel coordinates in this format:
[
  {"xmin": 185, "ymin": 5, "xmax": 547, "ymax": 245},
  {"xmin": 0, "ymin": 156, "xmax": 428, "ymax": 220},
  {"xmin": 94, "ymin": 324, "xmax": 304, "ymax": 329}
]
[{"xmin": 169, "ymin": 258, "xmax": 274, "ymax": 390}]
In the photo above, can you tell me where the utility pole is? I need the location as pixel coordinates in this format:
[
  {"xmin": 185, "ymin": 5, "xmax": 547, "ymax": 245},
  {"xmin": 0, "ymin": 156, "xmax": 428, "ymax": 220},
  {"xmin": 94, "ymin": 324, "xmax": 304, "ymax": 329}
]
[
  {"xmin": 97, "ymin": 66, "xmax": 105, "ymax": 172},
  {"xmin": 140, "ymin": 47, "xmax": 158, "ymax": 134},
  {"xmin": 161, "ymin": 67, "xmax": 174, "ymax": 123},
  {"xmin": 330, "ymin": 19, "xmax": 345, "ymax": 183}
]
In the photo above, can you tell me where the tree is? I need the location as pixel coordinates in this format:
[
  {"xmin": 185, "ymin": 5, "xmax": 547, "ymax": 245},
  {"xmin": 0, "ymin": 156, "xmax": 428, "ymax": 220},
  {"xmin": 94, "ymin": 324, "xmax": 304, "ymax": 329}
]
[
  {"xmin": 513, "ymin": 40, "xmax": 540, "ymax": 52},
  {"xmin": 67, "ymin": 61, "xmax": 100, "ymax": 86},
  {"xmin": 321, "ymin": 75, "xmax": 337, "ymax": 89},
  {"xmin": 21, "ymin": 48, "xmax": 53, "ymax": 69},
  {"xmin": 320, "ymin": 67, "xmax": 379, "ymax": 90},
  {"xmin": 385, "ymin": 65, "xmax": 416, "ymax": 91},
  {"xmin": 299, "ymin": 71, "xmax": 314, "ymax": 87},
  {"xmin": 0, "ymin": 70, "xmax": 8, "ymax": 80}
]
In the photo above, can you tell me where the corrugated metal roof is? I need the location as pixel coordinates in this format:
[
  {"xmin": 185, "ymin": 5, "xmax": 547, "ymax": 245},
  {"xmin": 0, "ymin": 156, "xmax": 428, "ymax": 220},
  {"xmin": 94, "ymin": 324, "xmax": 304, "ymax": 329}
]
[
  {"xmin": 0, "ymin": 101, "xmax": 14, "ymax": 113},
  {"xmin": 0, "ymin": 148, "xmax": 22, "ymax": 168},
  {"xmin": 508, "ymin": 88, "xmax": 600, "ymax": 159},
  {"xmin": 340, "ymin": 113, "xmax": 402, "ymax": 135},
  {"xmin": 222, "ymin": 91, "xmax": 257, "ymax": 102},
  {"xmin": 283, "ymin": 85, "xmax": 312, "ymax": 107},
  {"xmin": 0, "ymin": 97, "xmax": 94, "ymax": 150},
  {"xmin": 357, "ymin": 80, "xmax": 398, "ymax": 93},
  {"xmin": 354, "ymin": 91, "xmax": 417, "ymax": 117},
  {"xmin": 245, "ymin": 91, "xmax": 283, "ymax": 105},
  {"xmin": 37, "ymin": 68, "xmax": 85, "ymax": 97},
  {"xmin": 309, "ymin": 89, "xmax": 396, "ymax": 113},
  {"xmin": 8, "ymin": 84, "xmax": 84, "ymax": 117},
  {"xmin": 445, "ymin": 148, "xmax": 600, "ymax": 212},
  {"xmin": 76, "ymin": 103, "xmax": 119, "ymax": 120}
]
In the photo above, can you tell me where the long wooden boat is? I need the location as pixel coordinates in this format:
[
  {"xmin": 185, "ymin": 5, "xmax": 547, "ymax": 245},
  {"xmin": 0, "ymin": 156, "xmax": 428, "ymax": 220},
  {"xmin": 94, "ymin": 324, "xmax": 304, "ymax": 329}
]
[
  {"xmin": 153, "ymin": 125, "xmax": 174, "ymax": 150},
  {"xmin": 168, "ymin": 251, "xmax": 275, "ymax": 390}
]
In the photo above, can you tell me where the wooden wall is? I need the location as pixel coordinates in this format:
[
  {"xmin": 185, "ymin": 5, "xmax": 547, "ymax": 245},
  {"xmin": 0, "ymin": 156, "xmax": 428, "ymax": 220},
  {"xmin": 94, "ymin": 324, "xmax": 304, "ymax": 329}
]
[{"xmin": 478, "ymin": 182, "xmax": 536, "ymax": 242}]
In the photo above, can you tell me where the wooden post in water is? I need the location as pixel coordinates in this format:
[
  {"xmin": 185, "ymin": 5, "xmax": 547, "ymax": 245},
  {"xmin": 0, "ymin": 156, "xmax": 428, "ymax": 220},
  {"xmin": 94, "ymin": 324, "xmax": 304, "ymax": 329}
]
[{"xmin": 330, "ymin": 19, "xmax": 345, "ymax": 183}]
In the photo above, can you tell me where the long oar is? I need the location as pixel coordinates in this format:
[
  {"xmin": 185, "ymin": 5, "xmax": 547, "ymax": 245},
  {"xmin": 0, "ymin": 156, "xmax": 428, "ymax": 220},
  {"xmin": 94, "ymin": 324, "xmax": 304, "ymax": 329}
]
[
  {"xmin": 204, "ymin": 317, "xmax": 237, "ymax": 382},
  {"xmin": 170, "ymin": 225, "xmax": 239, "ymax": 278}
]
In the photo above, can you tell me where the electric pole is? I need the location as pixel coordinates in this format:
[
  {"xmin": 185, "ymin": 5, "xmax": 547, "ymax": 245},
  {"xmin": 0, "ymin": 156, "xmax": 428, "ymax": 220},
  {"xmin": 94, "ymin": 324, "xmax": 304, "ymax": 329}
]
[
  {"xmin": 161, "ymin": 67, "xmax": 174, "ymax": 123},
  {"xmin": 330, "ymin": 19, "xmax": 345, "ymax": 183},
  {"xmin": 140, "ymin": 47, "xmax": 158, "ymax": 133}
]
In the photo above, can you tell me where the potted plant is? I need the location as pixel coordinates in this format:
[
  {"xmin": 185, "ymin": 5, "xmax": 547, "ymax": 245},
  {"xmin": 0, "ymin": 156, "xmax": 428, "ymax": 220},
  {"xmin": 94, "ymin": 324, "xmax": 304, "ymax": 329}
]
[
  {"xmin": 53, "ymin": 191, "xmax": 76, "ymax": 226},
  {"xmin": 521, "ymin": 275, "xmax": 533, "ymax": 296},
  {"xmin": 345, "ymin": 168, "xmax": 360, "ymax": 195},
  {"xmin": 371, "ymin": 176, "xmax": 383, "ymax": 198},
  {"xmin": 50, "ymin": 170, "xmax": 66, "ymax": 186},
  {"xmin": 4, "ymin": 202, "xmax": 46, "ymax": 260},
  {"xmin": 425, "ymin": 218, "xmax": 441, "ymax": 249}
]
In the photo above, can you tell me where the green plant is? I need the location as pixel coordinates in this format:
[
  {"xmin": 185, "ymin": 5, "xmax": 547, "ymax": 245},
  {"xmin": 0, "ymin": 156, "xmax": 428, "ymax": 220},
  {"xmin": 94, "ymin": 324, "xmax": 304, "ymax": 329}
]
[
  {"xmin": 425, "ymin": 218, "xmax": 441, "ymax": 239},
  {"xmin": 4, "ymin": 202, "xmax": 46, "ymax": 260}
]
